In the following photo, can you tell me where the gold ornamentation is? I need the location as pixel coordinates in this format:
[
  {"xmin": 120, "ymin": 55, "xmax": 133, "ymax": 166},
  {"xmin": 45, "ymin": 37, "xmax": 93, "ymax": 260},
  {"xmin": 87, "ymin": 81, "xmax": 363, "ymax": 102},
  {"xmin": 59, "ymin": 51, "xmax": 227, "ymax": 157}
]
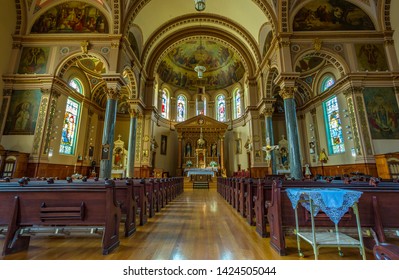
[
  {"xmin": 313, "ymin": 38, "xmax": 322, "ymax": 51},
  {"xmin": 81, "ymin": 40, "xmax": 89, "ymax": 54},
  {"xmin": 280, "ymin": 87, "xmax": 296, "ymax": 99},
  {"xmin": 106, "ymin": 88, "xmax": 120, "ymax": 100}
]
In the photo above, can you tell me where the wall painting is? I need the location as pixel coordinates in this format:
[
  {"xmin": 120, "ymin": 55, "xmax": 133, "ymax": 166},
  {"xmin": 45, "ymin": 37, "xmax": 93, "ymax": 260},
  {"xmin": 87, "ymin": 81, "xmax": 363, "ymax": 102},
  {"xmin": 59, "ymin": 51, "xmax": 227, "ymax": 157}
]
[
  {"xmin": 363, "ymin": 87, "xmax": 399, "ymax": 139},
  {"xmin": 3, "ymin": 90, "xmax": 42, "ymax": 135},
  {"xmin": 31, "ymin": 1, "xmax": 108, "ymax": 33},
  {"xmin": 355, "ymin": 43, "xmax": 388, "ymax": 71},
  {"xmin": 293, "ymin": 0, "xmax": 375, "ymax": 31},
  {"xmin": 17, "ymin": 47, "xmax": 49, "ymax": 74}
]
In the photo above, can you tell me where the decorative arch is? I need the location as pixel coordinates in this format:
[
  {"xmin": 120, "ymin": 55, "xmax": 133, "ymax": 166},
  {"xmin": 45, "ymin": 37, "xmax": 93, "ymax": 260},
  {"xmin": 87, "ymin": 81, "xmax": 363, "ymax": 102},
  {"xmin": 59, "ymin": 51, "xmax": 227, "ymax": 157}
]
[
  {"xmin": 122, "ymin": 67, "xmax": 138, "ymax": 99},
  {"xmin": 144, "ymin": 21, "xmax": 258, "ymax": 81},
  {"xmin": 293, "ymin": 49, "xmax": 350, "ymax": 78},
  {"xmin": 265, "ymin": 67, "xmax": 279, "ymax": 98},
  {"xmin": 56, "ymin": 52, "xmax": 109, "ymax": 79},
  {"xmin": 123, "ymin": 0, "xmax": 278, "ymax": 38}
]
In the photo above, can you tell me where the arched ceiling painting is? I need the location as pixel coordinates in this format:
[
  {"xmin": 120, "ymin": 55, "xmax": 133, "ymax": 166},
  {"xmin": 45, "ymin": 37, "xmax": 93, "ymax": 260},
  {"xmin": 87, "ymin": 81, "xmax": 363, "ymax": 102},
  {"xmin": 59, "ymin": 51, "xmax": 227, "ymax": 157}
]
[
  {"xmin": 31, "ymin": 1, "xmax": 108, "ymax": 33},
  {"xmin": 157, "ymin": 39, "xmax": 245, "ymax": 91},
  {"xmin": 293, "ymin": 0, "xmax": 375, "ymax": 31}
]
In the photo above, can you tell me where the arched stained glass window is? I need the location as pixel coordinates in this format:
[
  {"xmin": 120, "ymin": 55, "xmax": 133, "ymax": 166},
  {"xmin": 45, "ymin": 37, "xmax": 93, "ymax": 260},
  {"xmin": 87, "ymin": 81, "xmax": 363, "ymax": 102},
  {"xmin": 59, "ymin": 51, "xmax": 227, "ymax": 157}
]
[
  {"xmin": 323, "ymin": 96, "xmax": 345, "ymax": 154},
  {"xmin": 161, "ymin": 89, "xmax": 169, "ymax": 119},
  {"xmin": 321, "ymin": 75, "xmax": 335, "ymax": 93},
  {"xmin": 216, "ymin": 95, "xmax": 226, "ymax": 122},
  {"xmin": 234, "ymin": 89, "xmax": 242, "ymax": 118},
  {"xmin": 68, "ymin": 78, "xmax": 83, "ymax": 94},
  {"xmin": 59, "ymin": 98, "xmax": 80, "ymax": 155},
  {"xmin": 176, "ymin": 95, "xmax": 186, "ymax": 122}
]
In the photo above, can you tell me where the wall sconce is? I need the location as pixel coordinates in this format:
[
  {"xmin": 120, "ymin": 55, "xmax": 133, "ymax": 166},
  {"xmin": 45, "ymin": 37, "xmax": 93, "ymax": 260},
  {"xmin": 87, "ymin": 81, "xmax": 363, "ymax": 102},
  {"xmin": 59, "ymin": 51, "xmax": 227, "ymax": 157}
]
[
  {"xmin": 351, "ymin": 147, "xmax": 357, "ymax": 157},
  {"xmin": 345, "ymin": 125, "xmax": 350, "ymax": 129},
  {"xmin": 347, "ymin": 136, "xmax": 353, "ymax": 140}
]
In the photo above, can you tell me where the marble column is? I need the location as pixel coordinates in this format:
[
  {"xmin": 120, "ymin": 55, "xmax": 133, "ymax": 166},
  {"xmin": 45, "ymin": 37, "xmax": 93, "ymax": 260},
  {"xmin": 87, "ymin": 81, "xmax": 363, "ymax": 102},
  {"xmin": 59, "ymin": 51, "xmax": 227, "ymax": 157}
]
[
  {"xmin": 99, "ymin": 88, "xmax": 119, "ymax": 179},
  {"xmin": 127, "ymin": 106, "xmax": 138, "ymax": 178},
  {"xmin": 263, "ymin": 106, "xmax": 277, "ymax": 174},
  {"xmin": 220, "ymin": 136, "xmax": 225, "ymax": 172},
  {"xmin": 280, "ymin": 87, "xmax": 302, "ymax": 179},
  {"xmin": 178, "ymin": 135, "xmax": 182, "ymax": 169}
]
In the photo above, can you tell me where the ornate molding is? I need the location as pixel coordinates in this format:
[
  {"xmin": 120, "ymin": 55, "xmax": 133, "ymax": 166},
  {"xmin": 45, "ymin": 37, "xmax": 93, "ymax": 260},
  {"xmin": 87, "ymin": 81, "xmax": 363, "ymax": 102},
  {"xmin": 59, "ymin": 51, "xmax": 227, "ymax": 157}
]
[
  {"xmin": 279, "ymin": 87, "xmax": 296, "ymax": 100},
  {"xmin": 106, "ymin": 88, "xmax": 120, "ymax": 100}
]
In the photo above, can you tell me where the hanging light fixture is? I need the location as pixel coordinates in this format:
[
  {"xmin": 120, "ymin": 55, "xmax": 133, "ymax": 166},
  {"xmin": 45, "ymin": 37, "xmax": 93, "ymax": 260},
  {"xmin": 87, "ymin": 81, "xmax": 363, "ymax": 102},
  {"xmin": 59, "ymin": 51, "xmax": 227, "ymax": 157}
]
[
  {"xmin": 194, "ymin": 37, "xmax": 206, "ymax": 78},
  {"xmin": 194, "ymin": 0, "xmax": 206, "ymax": 12}
]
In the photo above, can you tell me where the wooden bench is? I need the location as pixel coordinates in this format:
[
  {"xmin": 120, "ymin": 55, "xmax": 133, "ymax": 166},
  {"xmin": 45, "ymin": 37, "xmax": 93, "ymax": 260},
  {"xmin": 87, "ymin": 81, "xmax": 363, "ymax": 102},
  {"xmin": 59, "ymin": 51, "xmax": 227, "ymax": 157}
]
[
  {"xmin": 266, "ymin": 180, "xmax": 399, "ymax": 255},
  {"xmin": 0, "ymin": 180, "xmax": 121, "ymax": 255}
]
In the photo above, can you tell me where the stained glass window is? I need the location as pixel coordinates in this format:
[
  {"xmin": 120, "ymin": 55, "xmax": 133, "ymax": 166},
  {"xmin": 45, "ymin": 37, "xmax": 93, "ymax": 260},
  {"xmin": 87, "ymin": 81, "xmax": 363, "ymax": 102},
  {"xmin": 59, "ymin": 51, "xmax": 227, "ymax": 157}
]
[
  {"xmin": 161, "ymin": 89, "xmax": 169, "ymax": 119},
  {"xmin": 235, "ymin": 89, "xmax": 242, "ymax": 118},
  {"xmin": 321, "ymin": 75, "xmax": 335, "ymax": 93},
  {"xmin": 59, "ymin": 98, "xmax": 80, "ymax": 155},
  {"xmin": 216, "ymin": 94, "xmax": 226, "ymax": 121},
  {"xmin": 323, "ymin": 96, "xmax": 345, "ymax": 154},
  {"xmin": 68, "ymin": 78, "xmax": 83, "ymax": 94},
  {"xmin": 176, "ymin": 95, "xmax": 186, "ymax": 122}
]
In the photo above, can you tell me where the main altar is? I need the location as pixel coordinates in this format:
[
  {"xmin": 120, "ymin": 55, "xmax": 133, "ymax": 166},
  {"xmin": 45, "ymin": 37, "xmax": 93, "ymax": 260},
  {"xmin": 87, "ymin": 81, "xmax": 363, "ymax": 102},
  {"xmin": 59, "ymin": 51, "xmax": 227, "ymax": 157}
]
[{"xmin": 174, "ymin": 115, "xmax": 228, "ymax": 180}]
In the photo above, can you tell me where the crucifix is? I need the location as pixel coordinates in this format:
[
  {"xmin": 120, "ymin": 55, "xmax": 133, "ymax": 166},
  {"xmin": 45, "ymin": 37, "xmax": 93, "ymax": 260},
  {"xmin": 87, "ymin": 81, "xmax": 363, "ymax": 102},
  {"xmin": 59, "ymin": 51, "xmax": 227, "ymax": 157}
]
[{"xmin": 262, "ymin": 137, "xmax": 279, "ymax": 167}]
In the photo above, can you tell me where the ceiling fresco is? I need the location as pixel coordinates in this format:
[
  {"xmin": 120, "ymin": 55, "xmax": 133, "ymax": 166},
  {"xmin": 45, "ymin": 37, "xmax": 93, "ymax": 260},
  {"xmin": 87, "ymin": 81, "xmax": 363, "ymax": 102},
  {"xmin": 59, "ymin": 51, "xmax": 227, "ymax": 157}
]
[{"xmin": 157, "ymin": 39, "xmax": 245, "ymax": 91}]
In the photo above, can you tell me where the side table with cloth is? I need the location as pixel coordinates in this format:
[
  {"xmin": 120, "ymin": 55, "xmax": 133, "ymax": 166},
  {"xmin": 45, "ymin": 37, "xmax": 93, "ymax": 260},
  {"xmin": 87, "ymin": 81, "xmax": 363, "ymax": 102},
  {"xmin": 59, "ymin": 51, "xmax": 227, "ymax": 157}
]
[{"xmin": 286, "ymin": 188, "xmax": 366, "ymax": 260}]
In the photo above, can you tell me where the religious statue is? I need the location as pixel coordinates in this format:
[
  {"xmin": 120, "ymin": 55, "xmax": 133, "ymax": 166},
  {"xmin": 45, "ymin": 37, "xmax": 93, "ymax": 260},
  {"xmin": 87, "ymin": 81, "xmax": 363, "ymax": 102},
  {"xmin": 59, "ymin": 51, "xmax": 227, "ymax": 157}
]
[
  {"xmin": 211, "ymin": 143, "xmax": 217, "ymax": 157},
  {"xmin": 262, "ymin": 137, "xmax": 279, "ymax": 167},
  {"xmin": 244, "ymin": 137, "xmax": 252, "ymax": 152},
  {"xmin": 304, "ymin": 164, "xmax": 312, "ymax": 178},
  {"xmin": 186, "ymin": 142, "xmax": 192, "ymax": 157},
  {"xmin": 278, "ymin": 135, "xmax": 289, "ymax": 168},
  {"xmin": 319, "ymin": 148, "xmax": 328, "ymax": 163}
]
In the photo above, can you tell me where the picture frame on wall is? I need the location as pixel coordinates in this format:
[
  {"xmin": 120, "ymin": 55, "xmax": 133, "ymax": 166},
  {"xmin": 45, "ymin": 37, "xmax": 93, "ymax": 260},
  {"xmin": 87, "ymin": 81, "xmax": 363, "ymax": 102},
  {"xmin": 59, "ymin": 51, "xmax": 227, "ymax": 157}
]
[{"xmin": 160, "ymin": 135, "xmax": 167, "ymax": 155}]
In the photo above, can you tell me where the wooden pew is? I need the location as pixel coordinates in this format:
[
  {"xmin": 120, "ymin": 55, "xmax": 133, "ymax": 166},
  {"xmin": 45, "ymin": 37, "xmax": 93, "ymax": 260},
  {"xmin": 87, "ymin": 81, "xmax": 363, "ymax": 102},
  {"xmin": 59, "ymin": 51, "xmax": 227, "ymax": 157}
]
[
  {"xmin": 266, "ymin": 180, "xmax": 399, "ymax": 256},
  {"xmin": 0, "ymin": 180, "xmax": 121, "ymax": 256},
  {"xmin": 114, "ymin": 179, "xmax": 137, "ymax": 237}
]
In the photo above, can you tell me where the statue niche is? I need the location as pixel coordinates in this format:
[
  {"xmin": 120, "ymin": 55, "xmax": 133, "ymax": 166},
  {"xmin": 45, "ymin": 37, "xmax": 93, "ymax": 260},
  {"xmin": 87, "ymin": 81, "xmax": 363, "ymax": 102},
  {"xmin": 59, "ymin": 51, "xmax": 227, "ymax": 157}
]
[{"xmin": 111, "ymin": 135, "xmax": 128, "ymax": 178}]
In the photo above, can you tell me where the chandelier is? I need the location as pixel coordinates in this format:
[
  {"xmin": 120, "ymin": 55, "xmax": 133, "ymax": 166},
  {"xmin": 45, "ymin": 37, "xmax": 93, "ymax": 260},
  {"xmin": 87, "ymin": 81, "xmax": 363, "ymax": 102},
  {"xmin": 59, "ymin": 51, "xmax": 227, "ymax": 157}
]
[
  {"xmin": 194, "ymin": 0, "xmax": 206, "ymax": 12},
  {"xmin": 194, "ymin": 37, "xmax": 206, "ymax": 78},
  {"xmin": 194, "ymin": 65, "xmax": 206, "ymax": 79}
]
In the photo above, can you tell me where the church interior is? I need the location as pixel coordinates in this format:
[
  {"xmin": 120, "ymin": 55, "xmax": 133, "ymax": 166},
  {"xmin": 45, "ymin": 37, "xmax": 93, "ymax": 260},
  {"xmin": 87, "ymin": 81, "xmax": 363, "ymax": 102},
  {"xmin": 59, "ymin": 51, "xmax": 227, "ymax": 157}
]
[{"xmin": 1, "ymin": 0, "xmax": 399, "ymax": 261}]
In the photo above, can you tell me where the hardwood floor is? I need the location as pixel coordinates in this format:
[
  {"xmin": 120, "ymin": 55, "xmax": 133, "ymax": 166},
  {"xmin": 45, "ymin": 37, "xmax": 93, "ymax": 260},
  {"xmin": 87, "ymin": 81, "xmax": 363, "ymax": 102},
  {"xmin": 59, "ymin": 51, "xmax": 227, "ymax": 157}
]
[{"xmin": 0, "ymin": 180, "xmax": 373, "ymax": 260}]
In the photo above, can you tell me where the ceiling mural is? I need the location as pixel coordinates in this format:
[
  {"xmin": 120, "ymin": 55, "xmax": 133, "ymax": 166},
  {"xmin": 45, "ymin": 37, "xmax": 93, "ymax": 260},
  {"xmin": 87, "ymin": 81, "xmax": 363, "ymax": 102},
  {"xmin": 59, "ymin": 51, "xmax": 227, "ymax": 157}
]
[
  {"xmin": 31, "ymin": 1, "xmax": 108, "ymax": 33},
  {"xmin": 293, "ymin": 0, "xmax": 375, "ymax": 31},
  {"xmin": 157, "ymin": 39, "xmax": 245, "ymax": 91},
  {"xmin": 295, "ymin": 56, "xmax": 325, "ymax": 73}
]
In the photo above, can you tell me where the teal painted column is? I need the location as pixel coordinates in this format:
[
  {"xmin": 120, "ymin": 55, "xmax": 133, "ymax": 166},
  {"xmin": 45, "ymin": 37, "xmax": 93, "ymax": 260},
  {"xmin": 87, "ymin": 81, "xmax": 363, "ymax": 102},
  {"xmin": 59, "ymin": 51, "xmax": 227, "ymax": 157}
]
[
  {"xmin": 99, "ymin": 89, "xmax": 119, "ymax": 179},
  {"xmin": 127, "ymin": 108, "xmax": 137, "ymax": 178},
  {"xmin": 281, "ymin": 88, "xmax": 302, "ymax": 179},
  {"xmin": 264, "ymin": 108, "xmax": 277, "ymax": 174}
]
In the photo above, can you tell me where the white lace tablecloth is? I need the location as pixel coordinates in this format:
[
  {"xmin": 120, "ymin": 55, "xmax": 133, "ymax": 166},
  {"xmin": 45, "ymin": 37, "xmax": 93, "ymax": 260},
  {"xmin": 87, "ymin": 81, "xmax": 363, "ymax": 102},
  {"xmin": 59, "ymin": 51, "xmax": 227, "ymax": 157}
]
[{"xmin": 286, "ymin": 188, "xmax": 363, "ymax": 224}]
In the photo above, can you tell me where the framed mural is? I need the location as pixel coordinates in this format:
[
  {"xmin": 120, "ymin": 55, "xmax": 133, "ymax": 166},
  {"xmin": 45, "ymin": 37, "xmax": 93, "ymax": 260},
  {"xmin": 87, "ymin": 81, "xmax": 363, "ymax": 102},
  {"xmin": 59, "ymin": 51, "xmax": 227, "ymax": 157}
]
[
  {"xmin": 355, "ymin": 43, "xmax": 388, "ymax": 71},
  {"xmin": 160, "ymin": 135, "xmax": 167, "ymax": 155},
  {"xmin": 31, "ymin": 1, "xmax": 108, "ymax": 34},
  {"xmin": 3, "ymin": 90, "xmax": 42, "ymax": 135},
  {"xmin": 293, "ymin": 0, "xmax": 375, "ymax": 31},
  {"xmin": 363, "ymin": 87, "xmax": 399, "ymax": 139},
  {"xmin": 17, "ymin": 47, "xmax": 49, "ymax": 74}
]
